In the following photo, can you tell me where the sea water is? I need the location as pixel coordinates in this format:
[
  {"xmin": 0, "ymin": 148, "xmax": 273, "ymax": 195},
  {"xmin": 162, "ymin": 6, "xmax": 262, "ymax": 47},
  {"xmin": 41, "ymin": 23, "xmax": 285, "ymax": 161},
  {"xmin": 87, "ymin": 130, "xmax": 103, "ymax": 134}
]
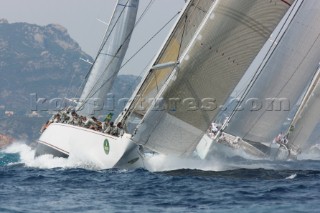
[{"xmin": 1, "ymin": 142, "xmax": 320, "ymax": 213}]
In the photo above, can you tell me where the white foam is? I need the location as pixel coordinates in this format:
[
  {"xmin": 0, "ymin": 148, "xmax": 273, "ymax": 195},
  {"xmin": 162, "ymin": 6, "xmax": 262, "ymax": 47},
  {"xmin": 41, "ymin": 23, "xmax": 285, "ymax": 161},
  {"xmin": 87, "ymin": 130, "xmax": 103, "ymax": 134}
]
[
  {"xmin": 3, "ymin": 142, "xmax": 100, "ymax": 170},
  {"xmin": 143, "ymin": 153, "xmax": 230, "ymax": 172},
  {"xmin": 297, "ymin": 144, "xmax": 320, "ymax": 160},
  {"xmin": 285, "ymin": 174, "xmax": 297, "ymax": 180},
  {"xmin": 4, "ymin": 140, "xmax": 320, "ymax": 172}
]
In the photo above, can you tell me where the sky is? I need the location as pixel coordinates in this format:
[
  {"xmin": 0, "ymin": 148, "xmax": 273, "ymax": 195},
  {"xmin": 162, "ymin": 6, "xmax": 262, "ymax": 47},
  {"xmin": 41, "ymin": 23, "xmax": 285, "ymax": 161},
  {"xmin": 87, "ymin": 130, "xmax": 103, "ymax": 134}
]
[{"xmin": 0, "ymin": 0, "xmax": 186, "ymax": 75}]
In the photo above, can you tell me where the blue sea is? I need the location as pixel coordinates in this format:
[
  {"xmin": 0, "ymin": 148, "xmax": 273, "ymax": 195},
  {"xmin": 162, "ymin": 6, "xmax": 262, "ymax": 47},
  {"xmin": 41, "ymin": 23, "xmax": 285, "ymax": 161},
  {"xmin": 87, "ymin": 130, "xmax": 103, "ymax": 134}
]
[{"xmin": 1, "ymin": 142, "xmax": 320, "ymax": 213}]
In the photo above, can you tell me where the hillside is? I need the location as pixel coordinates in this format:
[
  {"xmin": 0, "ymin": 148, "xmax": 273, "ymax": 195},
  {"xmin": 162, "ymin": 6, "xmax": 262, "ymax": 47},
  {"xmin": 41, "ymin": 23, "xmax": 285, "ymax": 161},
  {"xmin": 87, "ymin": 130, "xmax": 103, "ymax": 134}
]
[{"xmin": 0, "ymin": 19, "xmax": 141, "ymax": 142}]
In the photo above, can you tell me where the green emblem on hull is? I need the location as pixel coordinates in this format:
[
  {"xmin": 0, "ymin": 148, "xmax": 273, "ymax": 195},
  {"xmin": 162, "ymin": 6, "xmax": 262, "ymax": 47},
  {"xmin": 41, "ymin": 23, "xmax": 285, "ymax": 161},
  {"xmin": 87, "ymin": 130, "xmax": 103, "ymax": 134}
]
[{"xmin": 103, "ymin": 139, "xmax": 110, "ymax": 155}]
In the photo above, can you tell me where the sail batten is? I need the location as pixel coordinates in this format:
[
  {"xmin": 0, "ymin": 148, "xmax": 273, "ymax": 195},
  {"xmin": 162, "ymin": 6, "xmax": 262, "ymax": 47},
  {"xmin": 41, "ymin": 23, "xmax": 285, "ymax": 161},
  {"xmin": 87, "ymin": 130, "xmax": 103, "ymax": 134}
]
[
  {"xmin": 226, "ymin": 0, "xmax": 320, "ymax": 143},
  {"xmin": 132, "ymin": 0, "xmax": 293, "ymax": 156}
]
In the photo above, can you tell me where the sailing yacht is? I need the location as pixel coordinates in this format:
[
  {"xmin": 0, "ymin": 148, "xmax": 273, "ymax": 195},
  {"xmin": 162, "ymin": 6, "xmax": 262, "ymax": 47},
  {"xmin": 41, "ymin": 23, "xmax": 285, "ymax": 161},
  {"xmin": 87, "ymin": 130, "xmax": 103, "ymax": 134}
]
[
  {"xmin": 279, "ymin": 63, "xmax": 320, "ymax": 159},
  {"xmin": 35, "ymin": 0, "xmax": 142, "ymax": 169},
  {"xmin": 35, "ymin": 0, "xmax": 294, "ymax": 169},
  {"xmin": 197, "ymin": 0, "xmax": 320, "ymax": 160},
  {"xmin": 120, "ymin": 0, "xmax": 293, "ymax": 159}
]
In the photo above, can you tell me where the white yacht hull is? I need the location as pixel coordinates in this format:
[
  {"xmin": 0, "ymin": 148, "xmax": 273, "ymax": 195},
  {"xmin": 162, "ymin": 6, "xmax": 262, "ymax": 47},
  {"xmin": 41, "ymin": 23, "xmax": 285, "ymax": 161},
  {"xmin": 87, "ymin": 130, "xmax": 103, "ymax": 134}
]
[
  {"xmin": 196, "ymin": 133, "xmax": 267, "ymax": 159},
  {"xmin": 35, "ymin": 123, "xmax": 142, "ymax": 169}
]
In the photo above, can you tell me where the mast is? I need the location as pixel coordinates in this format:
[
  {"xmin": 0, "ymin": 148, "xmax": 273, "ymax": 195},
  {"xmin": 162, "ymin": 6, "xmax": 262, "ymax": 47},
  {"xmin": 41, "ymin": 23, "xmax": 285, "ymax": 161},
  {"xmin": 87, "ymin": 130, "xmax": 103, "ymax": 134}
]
[
  {"xmin": 286, "ymin": 63, "xmax": 320, "ymax": 151},
  {"xmin": 132, "ymin": 0, "xmax": 294, "ymax": 156},
  {"xmin": 225, "ymin": 0, "xmax": 320, "ymax": 144},
  {"xmin": 290, "ymin": 64, "xmax": 320, "ymax": 128},
  {"xmin": 77, "ymin": 0, "xmax": 139, "ymax": 116},
  {"xmin": 223, "ymin": 0, "xmax": 302, "ymax": 129},
  {"xmin": 117, "ymin": 0, "xmax": 214, "ymax": 128}
]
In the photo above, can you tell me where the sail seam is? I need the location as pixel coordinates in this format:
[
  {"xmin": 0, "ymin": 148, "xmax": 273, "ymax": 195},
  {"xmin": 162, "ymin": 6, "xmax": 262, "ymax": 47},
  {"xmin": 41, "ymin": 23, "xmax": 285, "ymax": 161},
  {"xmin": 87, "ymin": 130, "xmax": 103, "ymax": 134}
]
[
  {"xmin": 77, "ymin": 0, "xmax": 155, "ymax": 111},
  {"xmin": 226, "ymin": 0, "xmax": 303, "ymax": 130}
]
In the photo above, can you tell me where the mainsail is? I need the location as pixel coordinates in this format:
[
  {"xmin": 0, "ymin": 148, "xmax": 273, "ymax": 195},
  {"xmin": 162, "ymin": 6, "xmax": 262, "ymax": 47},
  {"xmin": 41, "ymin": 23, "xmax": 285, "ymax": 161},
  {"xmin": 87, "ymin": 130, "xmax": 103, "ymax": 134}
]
[
  {"xmin": 121, "ymin": 0, "xmax": 214, "ymax": 123},
  {"xmin": 77, "ymin": 0, "xmax": 139, "ymax": 116},
  {"xmin": 225, "ymin": 0, "xmax": 320, "ymax": 144},
  {"xmin": 129, "ymin": 0, "xmax": 293, "ymax": 156}
]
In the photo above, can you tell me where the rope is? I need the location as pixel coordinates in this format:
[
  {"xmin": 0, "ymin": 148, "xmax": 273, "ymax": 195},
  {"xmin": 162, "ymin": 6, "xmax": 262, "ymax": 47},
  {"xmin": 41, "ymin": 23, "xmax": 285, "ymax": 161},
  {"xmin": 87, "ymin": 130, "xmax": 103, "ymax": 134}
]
[
  {"xmin": 78, "ymin": 10, "xmax": 181, "ymax": 110},
  {"xmin": 76, "ymin": 0, "xmax": 155, "ymax": 110}
]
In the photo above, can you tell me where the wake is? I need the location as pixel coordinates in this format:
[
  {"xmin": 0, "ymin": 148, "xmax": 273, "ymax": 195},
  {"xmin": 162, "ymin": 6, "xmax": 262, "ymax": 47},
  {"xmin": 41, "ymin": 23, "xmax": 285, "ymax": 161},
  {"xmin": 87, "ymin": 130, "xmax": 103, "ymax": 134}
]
[
  {"xmin": 1, "ymin": 142, "xmax": 100, "ymax": 170},
  {"xmin": 2, "ymin": 141, "xmax": 320, "ymax": 172},
  {"xmin": 297, "ymin": 144, "xmax": 320, "ymax": 160}
]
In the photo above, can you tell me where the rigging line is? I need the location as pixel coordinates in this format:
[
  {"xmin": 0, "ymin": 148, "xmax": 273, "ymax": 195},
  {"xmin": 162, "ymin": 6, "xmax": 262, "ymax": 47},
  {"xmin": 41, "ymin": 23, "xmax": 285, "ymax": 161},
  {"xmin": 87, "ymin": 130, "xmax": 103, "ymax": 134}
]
[
  {"xmin": 61, "ymin": 68, "xmax": 78, "ymax": 107},
  {"xmin": 225, "ymin": 0, "xmax": 303, "ymax": 126},
  {"xmin": 120, "ymin": 54, "xmax": 156, "ymax": 107},
  {"xmin": 177, "ymin": 11, "xmax": 188, "ymax": 59},
  {"xmin": 121, "ymin": 10, "xmax": 181, "ymax": 92},
  {"xmin": 176, "ymin": 0, "xmax": 205, "ymax": 58},
  {"xmin": 78, "ymin": 0, "xmax": 148, "ymax": 101},
  {"xmin": 74, "ymin": 72, "xmax": 88, "ymax": 101},
  {"xmin": 83, "ymin": 9, "xmax": 181, "ymax": 104},
  {"xmin": 121, "ymin": 2, "xmax": 197, "ymax": 117},
  {"xmin": 168, "ymin": 1, "xmax": 213, "ymax": 125},
  {"xmin": 77, "ymin": 0, "xmax": 156, "ymax": 102},
  {"xmin": 118, "ymin": 53, "xmax": 161, "ymax": 125},
  {"xmin": 176, "ymin": 0, "xmax": 208, "ymax": 58},
  {"xmin": 194, "ymin": 1, "xmax": 209, "ymax": 14},
  {"xmin": 75, "ymin": 0, "xmax": 132, "ymax": 98},
  {"xmin": 90, "ymin": 0, "xmax": 131, "ymax": 77},
  {"xmin": 64, "ymin": 58, "xmax": 94, "ymax": 107},
  {"xmin": 80, "ymin": 0, "xmax": 155, "ymax": 103},
  {"xmin": 226, "ymin": 0, "xmax": 302, "ymax": 117},
  {"xmin": 137, "ymin": 0, "xmax": 156, "ymax": 24},
  {"xmin": 119, "ymin": 11, "xmax": 181, "ymax": 70},
  {"xmin": 289, "ymin": 66, "xmax": 320, "ymax": 130},
  {"xmin": 243, "ymin": 31, "xmax": 320, "ymax": 139},
  {"xmin": 115, "ymin": 56, "xmax": 157, "ymax": 125},
  {"xmin": 95, "ymin": 0, "xmax": 136, "ymax": 61},
  {"xmin": 120, "ymin": 2, "xmax": 200, "ymax": 122},
  {"xmin": 240, "ymin": 1, "xmax": 312, "ymax": 137},
  {"xmin": 81, "ymin": 0, "xmax": 155, "ymax": 101},
  {"xmin": 151, "ymin": 7, "xmax": 188, "ymax": 95},
  {"xmin": 77, "ymin": 0, "xmax": 157, "ymax": 109},
  {"xmin": 81, "ymin": 0, "xmax": 154, "ymax": 98}
]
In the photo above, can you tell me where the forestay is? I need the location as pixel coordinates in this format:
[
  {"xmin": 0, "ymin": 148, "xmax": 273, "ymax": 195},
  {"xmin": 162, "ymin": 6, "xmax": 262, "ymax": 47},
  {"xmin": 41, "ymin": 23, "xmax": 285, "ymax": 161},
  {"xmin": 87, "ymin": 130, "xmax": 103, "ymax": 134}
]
[
  {"xmin": 132, "ymin": 0, "xmax": 293, "ymax": 156},
  {"xmin": 77, "ymin": 0, "xmax": 139, "ymax": 116},
  {"xmin": 226, "ymin": 0, "xmax": 320, "ymax": 144},
  {"xmin": 122, "ymin": 0, "xmax": 214, "ymax": 122}
]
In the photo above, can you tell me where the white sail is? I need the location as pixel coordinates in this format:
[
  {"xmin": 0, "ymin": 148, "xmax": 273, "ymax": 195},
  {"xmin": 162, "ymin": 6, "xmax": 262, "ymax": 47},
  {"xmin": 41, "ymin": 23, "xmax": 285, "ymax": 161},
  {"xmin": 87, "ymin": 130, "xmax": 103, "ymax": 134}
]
[
  {"xmin": 287, "ymin": 65, "xmax": 320, "ymax": 151},
  {"xmin": 131, "ymin": 0, "xmax": 293, "ymax": 156},
  {"xmin": 35, "ymin": 0, "xmax": 143, "ymax": 169},
  {"xmin": 77, "ymin": 0, "xmax": 139, "ymax": 116},
  {"xmin": 225, "ymin": 0, "xmax": 320, "ymax": 144},
  {"xmin": 119, "ymin": 0, "xmax": 215, "ymax": 131}
]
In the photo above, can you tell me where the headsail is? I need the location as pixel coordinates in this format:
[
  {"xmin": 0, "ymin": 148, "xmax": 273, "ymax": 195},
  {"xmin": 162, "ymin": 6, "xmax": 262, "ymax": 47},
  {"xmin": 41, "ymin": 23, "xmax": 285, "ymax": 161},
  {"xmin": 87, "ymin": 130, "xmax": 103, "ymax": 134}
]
[
  {"xmin": 120, "ymin": 0, "xmax": 215, "ymax": 125},
  {"xmin": 77, "ymin": 0, "xmax": 139, "ymax": 116},
  {"xmin": 225, "ymin": 0, "xmax": 320, "ymax": 144},
  {"xmin": 131, "ymin": 0, "xmax": 293, "ymax": 156},
  {"xmin": 287, "ymin": 64, "xmax": 320, "ymax": 151}
]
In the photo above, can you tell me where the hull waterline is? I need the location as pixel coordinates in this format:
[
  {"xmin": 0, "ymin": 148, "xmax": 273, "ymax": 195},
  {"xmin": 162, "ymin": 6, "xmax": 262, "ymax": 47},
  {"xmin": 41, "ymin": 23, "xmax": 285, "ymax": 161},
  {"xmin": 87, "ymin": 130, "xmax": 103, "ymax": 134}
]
[{"xmin": 34, "ymin": 123, "xmax": 142, "ymax": 169}]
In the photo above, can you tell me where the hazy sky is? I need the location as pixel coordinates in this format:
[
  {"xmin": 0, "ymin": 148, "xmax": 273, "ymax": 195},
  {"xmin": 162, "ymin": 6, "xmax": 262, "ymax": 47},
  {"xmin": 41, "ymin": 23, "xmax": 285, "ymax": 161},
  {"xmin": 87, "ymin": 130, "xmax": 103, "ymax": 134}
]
[{"xmin": 0, "ymin": 0, "xmax": 185, "ymax": 75}]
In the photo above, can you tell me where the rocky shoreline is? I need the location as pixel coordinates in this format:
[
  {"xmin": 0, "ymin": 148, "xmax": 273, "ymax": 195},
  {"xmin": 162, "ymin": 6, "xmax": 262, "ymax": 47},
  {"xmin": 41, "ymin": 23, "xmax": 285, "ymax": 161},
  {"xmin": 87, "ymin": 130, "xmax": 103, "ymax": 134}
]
[{"xmin": 0, "ymin": 134, "xmax": 13, "ymax": 149}]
